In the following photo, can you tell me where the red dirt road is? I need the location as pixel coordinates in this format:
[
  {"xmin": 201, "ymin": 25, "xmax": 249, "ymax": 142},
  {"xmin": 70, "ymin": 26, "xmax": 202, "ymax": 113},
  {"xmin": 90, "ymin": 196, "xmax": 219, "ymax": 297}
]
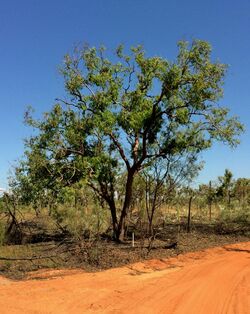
[{"xmin": 0, "ymin": 242, "xmax": 249, "ymax": 314}]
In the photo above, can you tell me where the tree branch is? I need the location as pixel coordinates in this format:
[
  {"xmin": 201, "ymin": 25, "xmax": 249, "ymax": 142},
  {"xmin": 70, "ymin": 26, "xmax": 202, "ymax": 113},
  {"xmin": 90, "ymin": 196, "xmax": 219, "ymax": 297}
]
[
  {"xmin": 0, "ymin": 255, "xmax": 58, "ymax": 261},
  {"xmin": 109, "ymin": 133, "xmax": 130, "ymax": 169}
]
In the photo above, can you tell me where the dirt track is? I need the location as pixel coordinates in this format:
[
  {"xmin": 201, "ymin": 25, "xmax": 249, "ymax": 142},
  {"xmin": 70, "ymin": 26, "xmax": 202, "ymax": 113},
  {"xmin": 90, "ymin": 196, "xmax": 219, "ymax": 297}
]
[{"xmin": 0, "ymin": 242, "xmax": 249, "ymax": 314}]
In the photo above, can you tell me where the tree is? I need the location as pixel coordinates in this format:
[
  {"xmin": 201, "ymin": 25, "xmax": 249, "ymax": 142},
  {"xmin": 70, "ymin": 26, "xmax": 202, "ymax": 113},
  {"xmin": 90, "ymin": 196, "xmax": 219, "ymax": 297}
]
[
  {"xmin": 9, "ymin": 158, "xmax": 59, "ymax": 216},
  {"xmin": 217, "ymin": 169, "xmax": 234, "ymax": 205},
  {"xmin": 199, "ymin": 181, "xmax": 217, "ymax": 220},
  {"xmin": 22, "ymin": 40, "xmax": 243, "ymax": 241},
  {"xmin": 142, "ymin": 151, "xmax": 202, "ymax": 235},
  {"xmin": 234, "ymin": 178, "xmax": 250, "ymax": 206}
]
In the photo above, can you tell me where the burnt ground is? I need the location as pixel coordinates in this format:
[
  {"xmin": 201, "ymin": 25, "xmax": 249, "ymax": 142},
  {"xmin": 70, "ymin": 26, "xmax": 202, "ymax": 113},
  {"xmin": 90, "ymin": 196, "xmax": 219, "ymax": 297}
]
[{"xmin": 0, "ymin": 222, "xmax": 249, "ymax": 280}]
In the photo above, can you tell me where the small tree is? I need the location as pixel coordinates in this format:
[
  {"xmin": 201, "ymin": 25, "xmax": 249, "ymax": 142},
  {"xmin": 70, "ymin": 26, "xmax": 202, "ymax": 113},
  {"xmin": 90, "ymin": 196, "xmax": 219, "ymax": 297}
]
[
  {"xmin": 143, "ymin": 151, "xmax": 202, "ymax": 235},
  {"xmin": 217, "ymin": 169, "xmax": 234, "ymax": 206},
  {"xmin": 22, "ymin": 40, "xmax": 243, "ymax": 241},
  {"xmin": 234, "ymin": 178, "xmax": 250, "ymax": 207}
]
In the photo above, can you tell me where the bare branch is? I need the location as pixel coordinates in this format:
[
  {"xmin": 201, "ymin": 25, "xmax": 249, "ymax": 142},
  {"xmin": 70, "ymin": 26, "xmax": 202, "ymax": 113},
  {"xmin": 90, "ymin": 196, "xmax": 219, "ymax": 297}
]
[
  {"xmin": 0, "ymin": 255, "xmax": 58, "ymax": 261},
  {"xmin": 109, "ymin": 133, "xmax": 130, "ymax": 169}
]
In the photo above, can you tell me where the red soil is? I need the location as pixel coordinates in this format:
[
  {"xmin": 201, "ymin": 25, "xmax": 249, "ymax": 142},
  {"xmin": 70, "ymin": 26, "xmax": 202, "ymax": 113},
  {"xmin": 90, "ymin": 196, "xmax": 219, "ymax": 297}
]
[{"xmin": 0, "ymin": 242, "xmax": 249, "ymax": 313}]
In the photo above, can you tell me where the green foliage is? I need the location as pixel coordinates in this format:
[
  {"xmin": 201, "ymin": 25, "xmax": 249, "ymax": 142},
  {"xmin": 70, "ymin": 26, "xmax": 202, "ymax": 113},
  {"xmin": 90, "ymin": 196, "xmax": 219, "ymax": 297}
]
[
  {"xmin": 13, "ymin": 39, "xmax": 244, "ymax": 240},
  {"xmin": 51, "ymin": 204, "xmax": 109, "ymax": 238}
]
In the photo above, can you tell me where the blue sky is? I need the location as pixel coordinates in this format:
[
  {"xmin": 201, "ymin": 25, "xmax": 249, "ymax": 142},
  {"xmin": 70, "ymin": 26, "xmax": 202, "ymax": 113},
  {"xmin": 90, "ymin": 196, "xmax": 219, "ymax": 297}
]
[{"xmin": 0, "ymin": 0, "xmax": 249, "ymax": 188}]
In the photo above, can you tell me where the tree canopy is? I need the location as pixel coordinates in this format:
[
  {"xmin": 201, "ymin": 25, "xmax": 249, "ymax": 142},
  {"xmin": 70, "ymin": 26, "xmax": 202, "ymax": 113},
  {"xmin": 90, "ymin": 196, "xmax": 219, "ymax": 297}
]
[{"xmin": 20, "ymin": 39, "xmax": 243, "ymax": 241}]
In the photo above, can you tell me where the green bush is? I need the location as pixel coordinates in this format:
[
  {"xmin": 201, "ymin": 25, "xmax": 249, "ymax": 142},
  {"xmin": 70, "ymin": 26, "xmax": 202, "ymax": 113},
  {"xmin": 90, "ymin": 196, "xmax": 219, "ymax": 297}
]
[{"xmin": 51, "ymin": 204, "xmax": 109, "ymax": 238}]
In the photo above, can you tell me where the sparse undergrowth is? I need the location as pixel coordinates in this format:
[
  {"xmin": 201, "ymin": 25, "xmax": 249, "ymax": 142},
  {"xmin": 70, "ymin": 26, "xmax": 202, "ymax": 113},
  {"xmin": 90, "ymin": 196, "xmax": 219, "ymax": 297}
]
[{"xmin": 0, "ymin": 223, "xmax": 249, "ymax": 280}]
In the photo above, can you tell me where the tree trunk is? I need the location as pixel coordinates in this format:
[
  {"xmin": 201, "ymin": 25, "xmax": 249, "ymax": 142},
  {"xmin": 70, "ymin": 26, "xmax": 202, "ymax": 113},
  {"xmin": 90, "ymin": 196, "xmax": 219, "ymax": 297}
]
[
  {"xmin": 148, "ymin": 202, "xmax": 156, "ymax": 237},
  {"xmin": 187, "ymin": 196, "xmax": 192, "ymax": 233},
  {"xmin": 148, "ymin": 217, "xmax": 154, "ymax": 236},
  {"xmin": 209, "ymin": 181, "xmax": 212, "ymax": 221},
  {"xmin": 108, "ymin": 198, "xmax": 119, "ymax": 240},
  {"xmin": 228, "ymin": 191, "xmax": 231, "ymax": 206},
  {"xmin": 117, "ymin": 169, "xmax": 136, "ymax": 242},
  {"xmin": 209, "ymin": 202, "xmax": 212, "ymax": 222}
]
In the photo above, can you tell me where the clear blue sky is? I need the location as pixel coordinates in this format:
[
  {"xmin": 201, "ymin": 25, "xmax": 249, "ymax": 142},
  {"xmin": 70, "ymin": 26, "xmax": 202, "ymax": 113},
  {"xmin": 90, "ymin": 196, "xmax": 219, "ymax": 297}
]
[{"xmin": 0, "ymin": 0, "xmax": 250, "ymax": 188}]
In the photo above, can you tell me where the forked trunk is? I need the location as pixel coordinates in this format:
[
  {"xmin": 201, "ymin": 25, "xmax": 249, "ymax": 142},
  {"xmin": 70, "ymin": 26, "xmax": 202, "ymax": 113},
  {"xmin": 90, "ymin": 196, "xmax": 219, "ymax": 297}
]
[{"xmin": 116, "ymin": 168, "xmax": 136, "ymax": 242}]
